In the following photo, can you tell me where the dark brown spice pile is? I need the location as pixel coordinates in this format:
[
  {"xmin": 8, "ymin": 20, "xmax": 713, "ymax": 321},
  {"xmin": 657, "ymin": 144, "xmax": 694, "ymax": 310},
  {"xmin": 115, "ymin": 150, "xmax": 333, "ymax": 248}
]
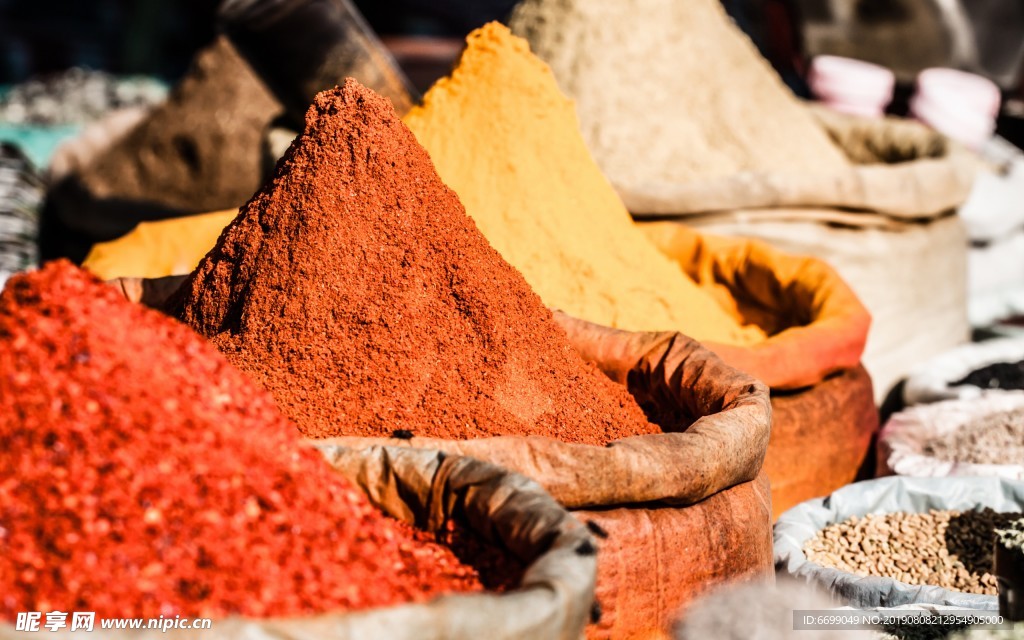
[
  {"xmin": 170, "ymin": 78, "xmax": 659, "ymax": 445},
  {"xmin": 76, "ymin": 36, "xmax": 280, "ymax": 213}
]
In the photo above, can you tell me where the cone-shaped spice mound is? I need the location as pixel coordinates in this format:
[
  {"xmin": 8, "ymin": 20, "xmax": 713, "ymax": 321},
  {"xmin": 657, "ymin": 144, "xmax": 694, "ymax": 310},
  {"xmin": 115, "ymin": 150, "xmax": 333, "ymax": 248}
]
[
  {"xmin": 172, "ymin": 79, "xmax": 658, "ymax": 444},
  {"xmin": 0, "ymin": 261, "xmax": 482, "ymax": 620},
  {"xmin": 404, "ymin": 23, "xmax": 764, "ymax": 343}
]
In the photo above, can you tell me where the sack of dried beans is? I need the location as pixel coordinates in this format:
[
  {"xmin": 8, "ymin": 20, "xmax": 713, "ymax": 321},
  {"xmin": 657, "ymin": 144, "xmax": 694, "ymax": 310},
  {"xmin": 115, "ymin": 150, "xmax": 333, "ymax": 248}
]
[{"xmin": 775, "ymin": 476, "xmax": 1024, "ymax": 609}]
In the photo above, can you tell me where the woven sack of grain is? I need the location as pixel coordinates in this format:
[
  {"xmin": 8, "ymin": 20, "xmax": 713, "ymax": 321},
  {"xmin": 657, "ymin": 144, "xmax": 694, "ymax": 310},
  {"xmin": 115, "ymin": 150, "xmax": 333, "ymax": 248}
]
[
  {"xmin": 110, "ymin": 279, "xmax": 773, "ymax": 640},
  {"xmin": 0, "ymin": 444, "xmax": 596, "ymax": 640},
  {"xmin": 878, "ymin": 393, "xmax": 1024, "ymax": 480},
  {"xmin": 903, "ymin": 338, "xmax": 1024, "ymax": 406},
  {"xmin": 775, "ymin": 476, "xmax": 1024, "ymax": 609},
  {"xmin": 633, "ymin": 108, "xmax": 977, "ymax": 403}
]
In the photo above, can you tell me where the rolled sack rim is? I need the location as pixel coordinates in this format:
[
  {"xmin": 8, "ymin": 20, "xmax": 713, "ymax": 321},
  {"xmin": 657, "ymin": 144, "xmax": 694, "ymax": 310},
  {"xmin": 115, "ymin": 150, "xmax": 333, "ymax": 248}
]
[
  {"xmin": 314, "ymin": 314, "xmax": 771, "ymax": 510},
  {"xmin": 621, "ymin": 107, "xmax": 977, "ymax": 220}
]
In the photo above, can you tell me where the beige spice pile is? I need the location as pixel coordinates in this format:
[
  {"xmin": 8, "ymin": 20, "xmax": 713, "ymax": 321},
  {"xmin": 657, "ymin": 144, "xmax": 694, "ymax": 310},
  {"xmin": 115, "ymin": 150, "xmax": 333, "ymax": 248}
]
[{"xmin": 509, "ymin": 0, "xmax": 849, "ymax": 191}]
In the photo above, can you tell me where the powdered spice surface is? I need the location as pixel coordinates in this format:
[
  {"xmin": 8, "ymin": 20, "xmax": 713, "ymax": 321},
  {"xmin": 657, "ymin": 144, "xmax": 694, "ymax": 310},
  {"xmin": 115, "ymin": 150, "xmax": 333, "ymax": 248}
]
[
  {"xmin": 171, "ymin": 79, "xmax": 658, "ymax": 444},
  {"xmin": 0, "ymin": 261, "xmax": 482, "ymax": 620}
]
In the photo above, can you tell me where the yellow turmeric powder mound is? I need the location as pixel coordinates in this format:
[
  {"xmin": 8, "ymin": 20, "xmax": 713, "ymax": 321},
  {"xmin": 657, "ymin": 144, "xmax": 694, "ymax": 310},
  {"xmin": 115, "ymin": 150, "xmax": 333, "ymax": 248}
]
[
  {"xmin": 82, "ymin": 210, "xmax": 237, "ymax": 280},
  {"xmin": 404, "ymin": 23, "xmax": 764, "ymax": 345}
]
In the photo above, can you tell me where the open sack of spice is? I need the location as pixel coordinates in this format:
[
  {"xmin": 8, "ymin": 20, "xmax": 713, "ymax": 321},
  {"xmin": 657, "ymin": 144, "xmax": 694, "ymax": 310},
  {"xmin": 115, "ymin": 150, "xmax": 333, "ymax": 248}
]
[
  {"xmin": 775, "ymin": 476, "xmax": 1024, "ymax": 609},
  {"xmin": 0, "ymin": 260, "xmax": 596, "ymax": 640},
  {"xmin": 109, "ymin": 76, "xmax": 773, "ymax": 639},
  {"xmin": 903, "ymin": 338, "xmax": 1024, "ymax": 406}
]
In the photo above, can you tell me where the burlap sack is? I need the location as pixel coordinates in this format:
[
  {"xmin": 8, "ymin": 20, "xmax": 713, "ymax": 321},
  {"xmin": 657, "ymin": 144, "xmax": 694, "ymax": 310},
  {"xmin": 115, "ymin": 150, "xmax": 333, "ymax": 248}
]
[
  {"xmin": 676, "ymin": 212, "xmax": 969, "ymax": 403},
  {"xmin": 624, "ymin": 107, "xmax": 978, "ymax": 220},
  {"xmin": 903, "ymin": 338, "xmax": 1024, "ymax": 406},
  {"xmin": 578, "ymin": 473, "xmax": 774, "ymax": 639},
  {"xmin": 767, "ymin": 365, "xmax": 878, "ymax": 520},
  {"xmin": 0, "ymin": 445, "xmax": 596, "ymax": 640},
  {"xmin": 637, "ymin": 223, "xmax": 870, "ymax": 390},
  {"xmin": 322, "ymin": 314, "xmax": 773, "ymax": 640}
]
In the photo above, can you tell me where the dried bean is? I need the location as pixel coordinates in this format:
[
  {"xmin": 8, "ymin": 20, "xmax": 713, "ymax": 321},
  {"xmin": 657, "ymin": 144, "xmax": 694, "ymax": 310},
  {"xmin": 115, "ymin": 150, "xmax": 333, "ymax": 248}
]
[{"xmin": 805, "ymin": 509, "xmax": 1020, "ymax": 595}]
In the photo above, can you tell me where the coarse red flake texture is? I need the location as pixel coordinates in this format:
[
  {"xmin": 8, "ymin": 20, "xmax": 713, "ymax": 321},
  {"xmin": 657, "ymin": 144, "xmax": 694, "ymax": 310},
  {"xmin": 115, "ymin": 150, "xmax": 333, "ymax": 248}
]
[
  {"xmin": 170, "ymin": 78, "xmax": 660, "ymax": 445},
  {"xmin": 0, "ymin": 260, "xmax": 482, "ymax": 620}
]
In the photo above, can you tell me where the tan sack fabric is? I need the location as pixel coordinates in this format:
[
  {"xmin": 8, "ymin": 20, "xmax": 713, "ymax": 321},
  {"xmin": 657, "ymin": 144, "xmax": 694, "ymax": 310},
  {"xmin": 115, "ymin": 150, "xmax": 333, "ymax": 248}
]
[
  {"xmin": 624, "ymin": 107, "xmax": 978, "ymax": 220},
  {"xmin": 0, "ymin": 444, "xmax": 596, "ymax": 640},
  {"xmin": 323, "ymin": 311, "xmax": 771, "ymax": 508}
]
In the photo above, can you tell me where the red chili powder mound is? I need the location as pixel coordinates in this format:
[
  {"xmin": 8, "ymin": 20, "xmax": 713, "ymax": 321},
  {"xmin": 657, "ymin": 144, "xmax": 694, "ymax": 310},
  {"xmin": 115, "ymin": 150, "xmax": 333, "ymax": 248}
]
[
  {"xmin": 170, "ymin": 79, "xmax": 659, "ymax": 445},
  {"xmin": 0, "ymin": 260, "xmax": 482, "ymax": 620}
]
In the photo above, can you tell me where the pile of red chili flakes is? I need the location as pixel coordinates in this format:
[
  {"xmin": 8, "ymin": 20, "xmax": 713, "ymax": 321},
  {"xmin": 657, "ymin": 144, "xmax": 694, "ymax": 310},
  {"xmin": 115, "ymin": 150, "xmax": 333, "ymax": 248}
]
[{"xmin": 0, "ymin": 260, "xmax": 483, "ymax": 620}]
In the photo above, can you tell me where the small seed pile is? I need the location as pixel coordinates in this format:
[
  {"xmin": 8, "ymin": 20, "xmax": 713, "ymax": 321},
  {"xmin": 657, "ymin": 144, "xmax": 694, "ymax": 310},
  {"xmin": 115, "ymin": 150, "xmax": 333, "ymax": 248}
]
[
  {"xmin": 951, "ymin": 360, "xmax": 1024, "ymax": 391},
  {"xmin": 805, "ymin": 509, "xmax": 1021, "ymax": 594},
  {"xmin": 923, "ymin": 409, "xmax": 1024, "ymax": 465}
]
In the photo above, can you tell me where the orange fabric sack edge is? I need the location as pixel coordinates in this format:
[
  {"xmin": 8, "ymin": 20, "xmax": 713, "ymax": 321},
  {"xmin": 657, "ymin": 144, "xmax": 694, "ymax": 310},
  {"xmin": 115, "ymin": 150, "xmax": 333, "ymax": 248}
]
[{"xmin": 641, "ymin": 222, "xmax": 871, "ymax": 389}]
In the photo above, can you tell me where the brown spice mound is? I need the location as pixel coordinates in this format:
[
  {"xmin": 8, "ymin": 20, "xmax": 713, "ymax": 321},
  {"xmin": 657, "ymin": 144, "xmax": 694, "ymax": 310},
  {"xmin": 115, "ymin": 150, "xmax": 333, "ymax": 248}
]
[
  {"xmin": 0, "ymin": 260, "xmax": 482, "ymax": 619},
  {"xmin": 74, "ymin": 36, "xmax": 281, "ymax": 214},
  {"xmin": 171, "ymin": 78, "xmax": 658, "ymax": 445}
]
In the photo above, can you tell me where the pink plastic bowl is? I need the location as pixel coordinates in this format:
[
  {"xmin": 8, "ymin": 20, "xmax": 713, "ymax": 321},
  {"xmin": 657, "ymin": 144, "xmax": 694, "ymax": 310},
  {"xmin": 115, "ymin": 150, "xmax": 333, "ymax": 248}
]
[
  {"xmin": 917, "ymin": 68, "xmax": 1001, "ymax": 118},
  {"xmin": 809, "ymin": 55, "xmax": 896, "ymax": 117},
  {"xmin": 911, "ymin": 68, "xmax": 1001, "ymax": 149}
]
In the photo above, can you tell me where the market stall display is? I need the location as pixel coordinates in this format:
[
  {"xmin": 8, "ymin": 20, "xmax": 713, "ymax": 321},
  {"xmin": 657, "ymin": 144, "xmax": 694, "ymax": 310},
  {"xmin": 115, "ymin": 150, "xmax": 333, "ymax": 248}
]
[
  {"xmin": 77, "ymin": 21, "xmax": 876, "ymax": 520},
  {"xmin": 0, "ymin": 260, "xmax": 596, "ymax": 639},
  {"xmin": 510, "ymin": 0, "xmax": 976, "ymax": 403},
  {"xmin": 775, "ymin": 476, "xmax": 1024, "ymax": 608},
  {"xmin": 878, "ymin": 393, "xmax": 1024, "ymax": 479},
  {"xmin": 403, "ymin": 23, "xmax": 874, "ymax": 519}
]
